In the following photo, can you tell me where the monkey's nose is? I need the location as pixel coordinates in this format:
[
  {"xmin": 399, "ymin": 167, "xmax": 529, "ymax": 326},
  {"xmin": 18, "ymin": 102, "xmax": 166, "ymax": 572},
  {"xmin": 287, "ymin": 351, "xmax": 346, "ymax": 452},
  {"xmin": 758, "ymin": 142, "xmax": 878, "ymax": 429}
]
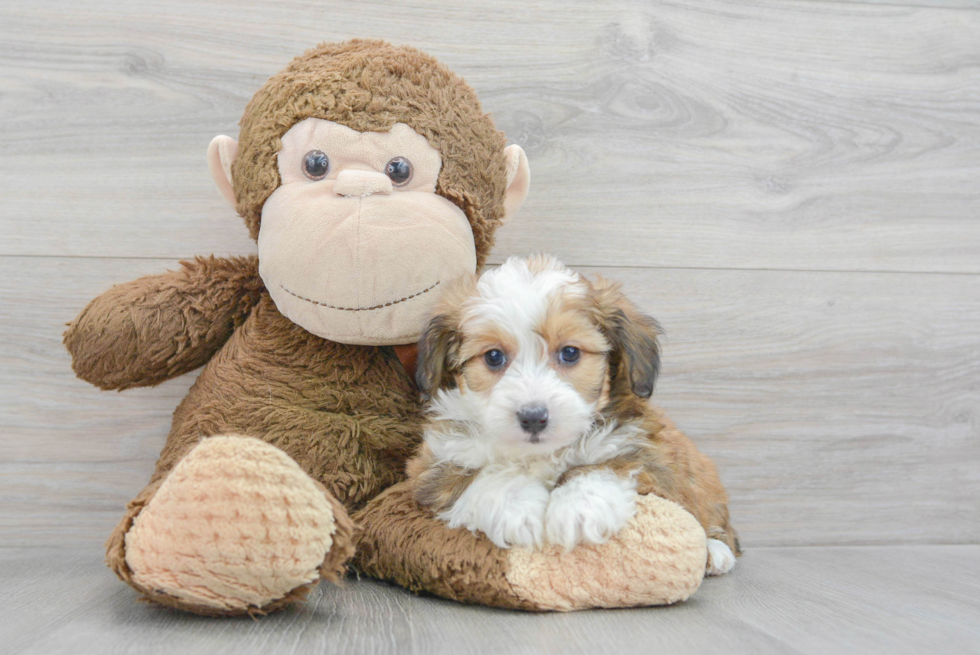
[
  {"xmin": 334, "ymin": 170, "xmax": 393, "ymax": 197},
  {"xmin": 517, "ymin": 404, "xmax": 549, "ymax": 436}
]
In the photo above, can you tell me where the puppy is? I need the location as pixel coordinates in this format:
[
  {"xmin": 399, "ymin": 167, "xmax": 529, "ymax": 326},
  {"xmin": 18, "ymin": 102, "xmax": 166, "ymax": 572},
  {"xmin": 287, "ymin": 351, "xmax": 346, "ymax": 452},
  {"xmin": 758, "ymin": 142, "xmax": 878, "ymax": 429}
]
[{"xmin": 407, "ymin": 255, "xmax": 740, "ymax": 575}]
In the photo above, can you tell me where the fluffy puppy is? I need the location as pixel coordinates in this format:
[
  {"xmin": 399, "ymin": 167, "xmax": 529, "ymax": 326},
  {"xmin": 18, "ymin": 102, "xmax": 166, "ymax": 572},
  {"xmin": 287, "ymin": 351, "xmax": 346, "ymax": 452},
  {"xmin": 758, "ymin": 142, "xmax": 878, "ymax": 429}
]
[{"xmin": 407, "ymin": 255, "xmax": 740, "ymax": 575}]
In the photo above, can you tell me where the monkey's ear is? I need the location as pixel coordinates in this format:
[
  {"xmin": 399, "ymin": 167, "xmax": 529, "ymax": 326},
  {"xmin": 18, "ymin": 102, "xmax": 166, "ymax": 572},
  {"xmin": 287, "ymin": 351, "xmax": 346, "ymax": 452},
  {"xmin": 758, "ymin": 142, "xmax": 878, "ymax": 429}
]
[
  {"xmin": 593, "ymin": 279, "xmax": 663, "ymax": 399},
  {"xmin": 415, "ymin": 314, "xmax": 460, "ymax": 397},
  {"xmin": 501, "ymin": 144, "xmax": 530, "ymax": 226},
  {"xmin": 207, "ymin": 135, "xmax": 239, "ymax": 208}
]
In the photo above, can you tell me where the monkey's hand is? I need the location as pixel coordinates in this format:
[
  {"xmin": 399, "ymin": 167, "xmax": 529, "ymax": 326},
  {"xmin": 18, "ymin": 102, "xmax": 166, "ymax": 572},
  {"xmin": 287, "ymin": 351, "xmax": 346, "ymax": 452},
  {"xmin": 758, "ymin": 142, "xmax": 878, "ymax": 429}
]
[{"xmin": 64, "ymin": 255, "xmax": 263, "ymax": 390}]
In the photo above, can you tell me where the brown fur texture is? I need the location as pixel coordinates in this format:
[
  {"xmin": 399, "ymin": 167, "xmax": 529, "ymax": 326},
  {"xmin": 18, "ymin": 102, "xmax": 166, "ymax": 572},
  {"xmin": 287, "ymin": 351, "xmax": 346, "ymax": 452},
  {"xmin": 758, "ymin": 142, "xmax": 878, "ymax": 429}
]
[
  {"xmin": 586, "ymin": 277, "xmax": 740, "ymax": 554},
  {"xmin": 233, "ymin": 39, "xmax": 510, "ymax": 269},
  {"xmin": 70, "ymin": 289, "xmax": 425, "ymax": 510},
  {"xmin": 64, "ymin": 40, "xmax": 514, "ymax": 615},
  {"xmin": 66, "ymin": 255, "xmax": 264, "ymax": 390},
  {"xmin": 87, "ymin": 290, "xmax": 422, "ymax": 614},
  {"xmin": 353, "ymin": 482, "xmax": 540, "ymax": 610},
  {"xmin": 406, "ymin": 443, "xmax": 478, "ymax": 513},
  {"xmin": 559, "ymin": 410, "xmax": 742, "ymax": 557},
  {"xmin": 354, "ymin": 482, "xmax": 707, "ymax": 611},
  {"xmin": 145, "ymin": 295, "xmax": 424, "ymax": 505},
  {"xmin": 414, "ymin": 275, "xmax": 475, "ymax": 393},
  {"xmin": 65, "ymin": 41, "xmax": 713, "ymax": 616},
  {"xmin": 588, "ymin": 274, "xmax": 663, "ymax": 404},
  {"xmin": 400, "ymin": 258, "xmax": 739, "ymax": 582}
]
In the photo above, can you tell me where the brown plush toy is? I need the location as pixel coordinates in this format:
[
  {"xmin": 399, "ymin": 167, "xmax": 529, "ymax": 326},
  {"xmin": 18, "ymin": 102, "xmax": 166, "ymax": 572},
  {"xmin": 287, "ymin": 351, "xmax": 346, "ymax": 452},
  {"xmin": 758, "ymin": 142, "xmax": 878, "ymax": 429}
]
[{"xmin": 64, "ymin": 39, "xmax": 707, "ymax": 616}]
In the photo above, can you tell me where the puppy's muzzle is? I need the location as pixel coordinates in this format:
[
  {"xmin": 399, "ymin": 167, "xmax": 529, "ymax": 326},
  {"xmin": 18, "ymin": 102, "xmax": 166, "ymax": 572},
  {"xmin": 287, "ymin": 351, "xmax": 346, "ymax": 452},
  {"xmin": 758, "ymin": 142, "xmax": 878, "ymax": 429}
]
[{"xmin": 517, "ymin": 404, "xmax": 549, "ymax": 442}]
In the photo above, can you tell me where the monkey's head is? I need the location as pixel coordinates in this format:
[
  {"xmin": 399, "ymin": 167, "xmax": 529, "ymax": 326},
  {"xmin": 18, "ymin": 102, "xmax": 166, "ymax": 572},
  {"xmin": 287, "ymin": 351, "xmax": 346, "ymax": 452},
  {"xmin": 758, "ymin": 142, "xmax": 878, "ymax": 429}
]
[{"xmin": 207, "ymin": 40, "xmax": 530, "ymax": 346}]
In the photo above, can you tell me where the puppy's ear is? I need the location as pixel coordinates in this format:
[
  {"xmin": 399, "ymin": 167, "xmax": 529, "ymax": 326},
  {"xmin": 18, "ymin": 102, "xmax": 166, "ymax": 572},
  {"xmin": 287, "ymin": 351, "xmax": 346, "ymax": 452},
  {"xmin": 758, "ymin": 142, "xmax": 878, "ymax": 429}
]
[
  {"xmin": 592, "ymin": 277, "xmax": 662, "ymax": 398},
  {"xmin": 415, "ymin": 313, "xmax": 460, "ymax": 396}
]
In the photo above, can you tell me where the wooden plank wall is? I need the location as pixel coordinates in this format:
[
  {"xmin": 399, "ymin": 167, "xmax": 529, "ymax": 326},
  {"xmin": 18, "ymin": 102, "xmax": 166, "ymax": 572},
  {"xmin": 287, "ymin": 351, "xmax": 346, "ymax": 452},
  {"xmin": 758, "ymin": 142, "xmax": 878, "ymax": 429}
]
[{"xmin": 1, "ymin": 0, "xmax": 977, "ymax": 549}]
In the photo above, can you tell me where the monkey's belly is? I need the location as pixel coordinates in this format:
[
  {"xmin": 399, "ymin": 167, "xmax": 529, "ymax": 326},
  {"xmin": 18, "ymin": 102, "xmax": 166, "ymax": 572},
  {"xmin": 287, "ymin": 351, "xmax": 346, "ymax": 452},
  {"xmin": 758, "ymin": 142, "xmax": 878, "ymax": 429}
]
[{"xmin": 153, "ymin": 299, "xmax": 425, "ymax": 511}]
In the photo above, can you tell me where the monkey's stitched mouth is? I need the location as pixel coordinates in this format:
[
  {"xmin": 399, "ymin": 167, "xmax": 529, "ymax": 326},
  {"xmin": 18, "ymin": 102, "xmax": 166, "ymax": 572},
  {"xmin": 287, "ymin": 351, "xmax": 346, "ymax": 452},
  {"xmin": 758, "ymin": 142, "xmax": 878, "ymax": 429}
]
[{"xmin": 280, "ymin": 281, "xmax": 440, "ymax": 312}]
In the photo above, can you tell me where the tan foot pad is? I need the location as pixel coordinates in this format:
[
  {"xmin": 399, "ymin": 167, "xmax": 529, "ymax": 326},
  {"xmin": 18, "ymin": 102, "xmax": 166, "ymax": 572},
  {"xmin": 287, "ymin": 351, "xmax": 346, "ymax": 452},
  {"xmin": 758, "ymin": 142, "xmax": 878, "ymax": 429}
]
[
  {"xmin": 353, "ymin": 483, "xmax": 707, "ymax": 611},
  {"xmin": 505, "ymin": 494, "xmax": 707, "ymax": 610},
  {"xmin": 124, "ymin": 436, "xmax": 337, "ymax": 613}
]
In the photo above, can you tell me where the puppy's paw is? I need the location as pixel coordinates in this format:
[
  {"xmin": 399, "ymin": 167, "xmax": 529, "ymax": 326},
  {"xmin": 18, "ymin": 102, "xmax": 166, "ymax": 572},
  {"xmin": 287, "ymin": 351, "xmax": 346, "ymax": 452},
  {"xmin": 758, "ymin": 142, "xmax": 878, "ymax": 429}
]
[
  {"xmin": 440, "ymin": 473, "xmax": 549, "ymax": 550},
  {"xmin": 545, "ymin": 470, "xmax": 638, "ymax": 551},
  {"xmin": 706, "ymin": 538, "xmax": 736, "ymax": 576},
  {"xmin": 490, "ymin": 494, "xmax": 549, "ymax": 550}
]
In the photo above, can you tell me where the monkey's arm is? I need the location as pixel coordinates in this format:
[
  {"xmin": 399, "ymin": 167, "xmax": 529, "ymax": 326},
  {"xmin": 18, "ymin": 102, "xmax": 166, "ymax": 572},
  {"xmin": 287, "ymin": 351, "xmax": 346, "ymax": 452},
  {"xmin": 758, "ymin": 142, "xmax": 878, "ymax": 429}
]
[{"xmin": 64, "ymin": 255, "xmax": 264, "ymax": 390}]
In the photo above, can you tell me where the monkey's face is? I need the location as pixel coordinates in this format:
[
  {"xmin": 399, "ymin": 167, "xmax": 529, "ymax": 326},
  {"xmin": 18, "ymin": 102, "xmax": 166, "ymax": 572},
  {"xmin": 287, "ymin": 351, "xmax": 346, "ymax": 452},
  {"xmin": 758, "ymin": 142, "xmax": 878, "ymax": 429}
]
[{"xmin": 257, "ymin": 118, "xmax": 478, "ymax": 345}]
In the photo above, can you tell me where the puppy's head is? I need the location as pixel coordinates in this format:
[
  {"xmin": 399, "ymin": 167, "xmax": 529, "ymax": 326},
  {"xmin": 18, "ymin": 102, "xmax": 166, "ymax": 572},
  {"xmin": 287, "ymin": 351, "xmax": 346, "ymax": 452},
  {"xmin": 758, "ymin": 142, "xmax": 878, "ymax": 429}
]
[{"xmin": 416, "ymin": 255, "xmax": 661, "ymax": 454}]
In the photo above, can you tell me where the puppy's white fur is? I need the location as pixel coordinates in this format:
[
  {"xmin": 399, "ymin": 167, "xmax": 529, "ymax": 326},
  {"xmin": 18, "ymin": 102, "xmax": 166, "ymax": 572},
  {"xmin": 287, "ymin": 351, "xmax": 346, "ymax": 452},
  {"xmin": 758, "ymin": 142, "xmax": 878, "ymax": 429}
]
[
  {"xmin": 706, "ymin": 538, "xmax": 736, "ymax": 576},
  {"xmin": 457, "ymin": 259, "xmax": 595, "ymax": 454},
  {"xmin": 424, "ymin": 257, "xmax": 644, "ymax": 550},
  {"xmin": 418, "ymin": 256, "xmax": 738, "ymax": 573},
  {"xmin": 428, "ymin": 413, "xmax": 646, "ymax": 549},
  {"xmin": 440, "ymin": 468, "xmax": 551, "ymax": 549},
  {"xmin": 545, "ymin": 469, "xmax": 638, "ymax": 552}
]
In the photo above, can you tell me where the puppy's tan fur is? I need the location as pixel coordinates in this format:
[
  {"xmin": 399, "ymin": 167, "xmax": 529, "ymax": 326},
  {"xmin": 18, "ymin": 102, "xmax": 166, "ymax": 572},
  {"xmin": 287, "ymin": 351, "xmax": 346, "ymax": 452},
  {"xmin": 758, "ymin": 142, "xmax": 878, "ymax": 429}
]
[{"xmin": 411, "ymin": 256, "xmax": 741, "ymax": 556}]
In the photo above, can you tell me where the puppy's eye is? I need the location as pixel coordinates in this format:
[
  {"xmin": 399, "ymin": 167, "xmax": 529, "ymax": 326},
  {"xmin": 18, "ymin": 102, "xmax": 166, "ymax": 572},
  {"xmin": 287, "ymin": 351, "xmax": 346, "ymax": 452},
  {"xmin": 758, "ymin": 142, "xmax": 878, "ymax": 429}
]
[
  {"xmin": 385, "ymin": 156, "xmax": 413, "ymax": 187},
  {"xmin": 558, "ymin": 346, "xmax": 581, "ymax": 365},
  {"xmin": 303, "ymin": 150, "xmax": 330, "ymax": 180},
  {"xmin": 484, "ymin": 349, "xmax": 506, "ymax": 370}
]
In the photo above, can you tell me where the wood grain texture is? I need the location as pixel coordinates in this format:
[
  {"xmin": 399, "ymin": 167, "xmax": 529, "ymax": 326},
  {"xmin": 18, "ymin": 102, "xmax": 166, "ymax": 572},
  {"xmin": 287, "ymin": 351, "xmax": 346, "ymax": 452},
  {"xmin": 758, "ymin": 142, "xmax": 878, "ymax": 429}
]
[
  {"xmin": 0, "ymin": 4, "xmax": 978, "ymax": 640},
  {"xmin": 1, "ymin": 0, "xmax": 978, "ymax": 272},
  {"xmin": 1, "ymin": 546, "xmax": 978, "ymax": 655},
  {"xmin": 2, "ymin": 257, "xmax": 977, "ymax": 548},
  {"xmin": 838, "ymin": 0, "xmax": 979, "ymax": 7}
]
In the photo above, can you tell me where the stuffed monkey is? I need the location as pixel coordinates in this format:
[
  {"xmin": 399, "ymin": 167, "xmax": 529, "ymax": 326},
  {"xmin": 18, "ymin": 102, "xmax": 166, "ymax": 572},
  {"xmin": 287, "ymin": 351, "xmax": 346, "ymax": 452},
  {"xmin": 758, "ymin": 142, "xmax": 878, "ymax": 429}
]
[{"xmin": 65, "ymin": 40, "xmax": 706, "ymax": 616}]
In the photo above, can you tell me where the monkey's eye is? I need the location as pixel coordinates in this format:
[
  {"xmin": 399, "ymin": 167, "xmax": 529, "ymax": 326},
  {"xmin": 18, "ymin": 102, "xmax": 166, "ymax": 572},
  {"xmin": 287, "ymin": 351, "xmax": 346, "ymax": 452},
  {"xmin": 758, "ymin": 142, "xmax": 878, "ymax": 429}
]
[
  {"xmin": 558, "ymin": 346, "xmax": 581, "ymax": 365},
  {"xmin": 484, "ymin": 349, "xmax": 506, "ymax": 370},
  {"xmin": 303, "ymin": 150, "xmax": 330, "ymax": 180},
  {"xmin": 385, "ymin": 156, "xmax": 413, "ymax": 187}
]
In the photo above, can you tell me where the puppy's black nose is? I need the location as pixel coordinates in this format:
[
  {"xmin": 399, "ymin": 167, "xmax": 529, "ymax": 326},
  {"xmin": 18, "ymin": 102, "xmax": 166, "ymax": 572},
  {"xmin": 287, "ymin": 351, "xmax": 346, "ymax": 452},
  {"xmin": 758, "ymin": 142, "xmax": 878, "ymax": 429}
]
[{"xmin": 517, "ymin": 405, "xmax": 549, "ymax": 435}]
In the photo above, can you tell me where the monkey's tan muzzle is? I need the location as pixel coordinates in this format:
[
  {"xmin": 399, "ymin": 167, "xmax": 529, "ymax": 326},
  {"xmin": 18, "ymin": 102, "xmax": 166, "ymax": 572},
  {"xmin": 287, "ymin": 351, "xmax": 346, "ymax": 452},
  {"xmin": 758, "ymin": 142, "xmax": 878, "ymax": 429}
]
[{"xmin": 334, "ymin": 169, "xmax": 393, "ymax": 197}]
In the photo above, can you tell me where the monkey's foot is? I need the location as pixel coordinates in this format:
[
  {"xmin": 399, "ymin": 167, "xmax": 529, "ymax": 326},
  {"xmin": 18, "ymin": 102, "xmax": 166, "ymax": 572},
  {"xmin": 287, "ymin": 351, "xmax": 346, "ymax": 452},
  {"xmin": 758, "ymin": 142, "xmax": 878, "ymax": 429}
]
[
  {"xmin": 354, "ymin": 484, "xmax": 708, "ymax": 611},
  {"xmin": 120, "ymin": 436, "xmax": 354, "ymax": 615}
]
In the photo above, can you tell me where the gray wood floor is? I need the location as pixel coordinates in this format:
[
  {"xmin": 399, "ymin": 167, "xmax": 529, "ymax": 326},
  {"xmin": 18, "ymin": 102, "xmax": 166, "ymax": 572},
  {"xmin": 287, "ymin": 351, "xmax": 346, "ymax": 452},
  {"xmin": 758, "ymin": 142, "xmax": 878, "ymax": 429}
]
[
  {"xmin": 1, "ymin": 0, "xmax": 978, "ymax": 652},
  {"xmin": 2, "ymin": 546, "xmax": 979, "ymax": 655}
]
